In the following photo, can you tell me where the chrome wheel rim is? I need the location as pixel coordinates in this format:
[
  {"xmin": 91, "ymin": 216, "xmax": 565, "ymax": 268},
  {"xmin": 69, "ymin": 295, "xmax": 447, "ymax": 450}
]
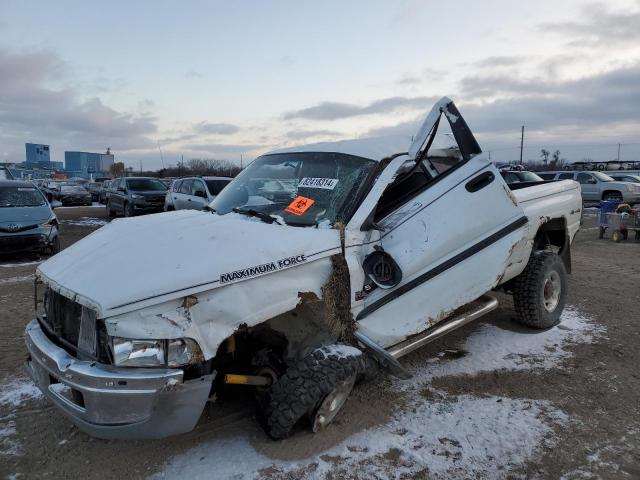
[
  {"xmin": 543, "ymin": 270, "xmax": 561, "ymax": 312},
  {"xmin": 312, "ymin": 375, "xmax": 356, "ymax": 432}
]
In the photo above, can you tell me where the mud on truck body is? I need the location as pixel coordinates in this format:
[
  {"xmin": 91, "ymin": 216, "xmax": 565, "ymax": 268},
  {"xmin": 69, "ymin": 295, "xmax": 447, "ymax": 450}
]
[{"xmin": 25, "ymin": 98, "xmax": 582, "ymax": 440}]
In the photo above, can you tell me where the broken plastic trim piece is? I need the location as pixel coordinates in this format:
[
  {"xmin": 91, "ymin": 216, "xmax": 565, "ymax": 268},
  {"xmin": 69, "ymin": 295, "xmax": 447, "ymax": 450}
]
[{"xmin": 354, "ymin": 331, "xmax": 412, "ymax": 379}]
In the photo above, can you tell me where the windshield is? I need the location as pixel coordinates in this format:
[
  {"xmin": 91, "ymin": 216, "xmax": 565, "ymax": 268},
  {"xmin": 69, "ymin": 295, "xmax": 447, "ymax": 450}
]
[
  {"xmin": 61, "ymin": 186, "xmax": 87, "ymax": 193},
  {"xmin": 0, "ymin": 186, "xmax": 46, "ymax": 207},
  {"xmin": 592, "ymin": 172, "xmax": 614, "ymax": 182},
  {"xmin": 210, "ymin": 152, "xmax": 377, "ymax": 227},
  {"xmin": 126, "ymin": 179, "xmax": 167, "ymax": 191},
  {"xmin": 519, "ymin": 171, "xmax": 543, "ymax": 182}
]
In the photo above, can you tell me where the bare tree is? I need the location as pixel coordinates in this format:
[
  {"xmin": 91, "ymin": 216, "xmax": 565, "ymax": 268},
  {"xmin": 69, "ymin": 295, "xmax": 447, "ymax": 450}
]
[
  {"xmin": 109, "ymin": 162, "xmax": 126, "ymax": 178},
  {"xmin": 540, "ymin": 149, "xmax": 550, "ymax": 165}
]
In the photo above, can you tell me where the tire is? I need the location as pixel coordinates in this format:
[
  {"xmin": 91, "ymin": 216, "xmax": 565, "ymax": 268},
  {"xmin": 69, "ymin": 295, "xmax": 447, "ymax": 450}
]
[
  {"xmin": 107, "ymin": 200, "xmax": 116, "ymax": 217},
  {"xmin": 513, "ymin": 251, "xmax": 567, "ymax": 329},
  {"xmin": 124, "ymin": 202, "xmax": 133, "ymax": 217},
  {"xmin": 49, "ymin": 237, "xmax": 60, "ymax": 255},
  {"xmin": 262, "ymin": 344, "xmax": 377, "ymax": 440},
  {"xmin": 603, "ymin": 192, "xmax": 622, "ymax": 202}
]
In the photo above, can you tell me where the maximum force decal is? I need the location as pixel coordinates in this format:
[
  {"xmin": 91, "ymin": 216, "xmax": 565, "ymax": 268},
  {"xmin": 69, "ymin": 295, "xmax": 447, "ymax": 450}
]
[{"xmin": 219, "ymin": 254, "xmax": 308, "ymax": 284}]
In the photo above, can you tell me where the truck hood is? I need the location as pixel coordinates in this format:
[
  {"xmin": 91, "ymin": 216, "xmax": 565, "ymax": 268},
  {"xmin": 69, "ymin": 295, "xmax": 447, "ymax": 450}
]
[{"xmin": 37, "ymin": 210, "xmax": 341, "ymax": 316}]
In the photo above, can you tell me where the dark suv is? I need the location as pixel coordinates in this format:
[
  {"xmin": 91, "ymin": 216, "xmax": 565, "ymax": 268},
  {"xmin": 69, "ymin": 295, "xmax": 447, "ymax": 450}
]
[{"xmin": 106, "ymin": 177, "xmax": 168, "ymax": 217}]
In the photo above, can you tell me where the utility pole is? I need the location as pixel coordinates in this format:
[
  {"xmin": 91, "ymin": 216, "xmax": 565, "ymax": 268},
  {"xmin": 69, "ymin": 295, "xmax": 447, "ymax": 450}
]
[
  {"xmin": 519, "ymin": 125, "xmax": 525, "ymax": 165},
  {"xmin": 240, "ymin": 154, "xmax": 243, "ymax": 169},
  {"xmin": 617, "ymin": 143, "xmax": 621, "ymax": 162}
]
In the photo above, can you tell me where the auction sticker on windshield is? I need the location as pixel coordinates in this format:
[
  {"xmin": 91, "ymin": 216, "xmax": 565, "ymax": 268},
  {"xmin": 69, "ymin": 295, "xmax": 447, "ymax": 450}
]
[
  {"xmin": 299, "ymin": 177, "xmax": 338, "ymax": 190},
  {"xmin": 285, "ymin": 195, "xmax": 315, "ymax": 215}
]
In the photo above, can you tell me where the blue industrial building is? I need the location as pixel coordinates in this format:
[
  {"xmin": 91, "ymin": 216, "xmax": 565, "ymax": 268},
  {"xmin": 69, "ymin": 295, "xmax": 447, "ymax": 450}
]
[
  {"xmin": 25, "ymin": 143, "xmax": 51, "ymax": 167},
  {"xmin": 65, "ymin": 151, "xmax": 114, "ymax": 179}
]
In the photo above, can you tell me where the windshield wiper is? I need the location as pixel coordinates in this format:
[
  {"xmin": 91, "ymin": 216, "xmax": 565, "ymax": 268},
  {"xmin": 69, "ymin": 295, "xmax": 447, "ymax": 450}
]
[{"xmin": 232, "ymin": 207, "xmax": 281, "ymax": 225}]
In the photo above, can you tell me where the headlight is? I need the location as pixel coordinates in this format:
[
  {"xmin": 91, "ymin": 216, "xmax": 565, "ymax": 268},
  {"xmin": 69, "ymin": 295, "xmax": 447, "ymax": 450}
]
[
  {"xmin": 40, "ymin": 215, "xmax": 58, "ymax": 227},
  {"xmin": 131, "ymin": 194, "xmax": 144, "ymax": 200},
  {"xmin": 110, "ymin": 337, "xmax": 201, "ymax": 367},
  {"xmin": 112, "ymin": 338, "xmax": 165, "ymax": 367},
  {"xmin": 167, "ymin": 338, "xmax": 200, "ymax": 366}
]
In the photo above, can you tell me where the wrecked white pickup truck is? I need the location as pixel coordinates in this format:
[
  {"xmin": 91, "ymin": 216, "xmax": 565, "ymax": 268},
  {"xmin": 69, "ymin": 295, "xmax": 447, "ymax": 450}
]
[{"xmin": 25, "ymin": 98, "xmax": 582, "ymax": 440}]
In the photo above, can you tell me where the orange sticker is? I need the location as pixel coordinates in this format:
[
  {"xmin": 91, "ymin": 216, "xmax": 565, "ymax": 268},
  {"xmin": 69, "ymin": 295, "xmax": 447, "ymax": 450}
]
[{"xmin": 285, "ymin": 195, "xmax": 315, "ymax": 216}]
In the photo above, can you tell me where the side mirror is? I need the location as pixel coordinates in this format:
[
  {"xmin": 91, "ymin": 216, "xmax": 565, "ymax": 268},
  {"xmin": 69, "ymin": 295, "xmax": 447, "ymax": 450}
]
[
  {"xmin": 50, "ymin": 200, "xmax": 62, "ymax": 209},
  {"xmin": 589, "ymin": 179, "xmax": 597, "ymax": 184},
  {"xmin": 194, "ymin": 189, "xmax": 207, "ymax": 198}
]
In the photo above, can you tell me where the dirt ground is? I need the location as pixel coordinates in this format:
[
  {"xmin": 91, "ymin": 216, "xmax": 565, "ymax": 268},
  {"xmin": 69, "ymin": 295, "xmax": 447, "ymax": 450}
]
[{"xmin": 1, "ymin": 206, "xmax": 639, "ymax": 479}]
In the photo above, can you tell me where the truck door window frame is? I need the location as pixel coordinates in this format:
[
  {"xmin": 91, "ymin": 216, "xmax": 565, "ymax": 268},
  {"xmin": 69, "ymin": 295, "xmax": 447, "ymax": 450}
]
[{"xmin": 373, "ymin": 103, "xmax": 482, "ymax": 223}]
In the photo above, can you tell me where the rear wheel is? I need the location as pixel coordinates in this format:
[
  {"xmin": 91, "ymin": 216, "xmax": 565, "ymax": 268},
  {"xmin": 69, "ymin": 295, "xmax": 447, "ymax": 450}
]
[
  {"xmin": 513, "ymin": 251, "xmax": 567, "ymax": 329},
  {"xmin": 603, "ymin": 191, "xmax": 623, "ymax": 202},
  {"xmin": 261, "ymin": 344, "xmax": 376, "ymax": 440},
  {"xmin": 124, "ymin": 202, "xmax": 133, "ymax": 217}
]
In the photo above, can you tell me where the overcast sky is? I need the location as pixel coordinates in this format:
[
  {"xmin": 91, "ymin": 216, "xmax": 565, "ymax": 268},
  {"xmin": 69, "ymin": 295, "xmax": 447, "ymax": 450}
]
[{"xmin": 1, "ymin": 0, "xmax": 639, "ymax": 168}]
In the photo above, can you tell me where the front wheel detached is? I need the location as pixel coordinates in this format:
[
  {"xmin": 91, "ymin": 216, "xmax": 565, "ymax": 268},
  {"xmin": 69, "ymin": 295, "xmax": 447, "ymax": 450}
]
[
  {"xmin": 513, "ymin": 251, "xmax": 567, "ymax": 329},
  {"xmin": 261, "ymin": 344, "xmax": 377, "ymax": 440}
]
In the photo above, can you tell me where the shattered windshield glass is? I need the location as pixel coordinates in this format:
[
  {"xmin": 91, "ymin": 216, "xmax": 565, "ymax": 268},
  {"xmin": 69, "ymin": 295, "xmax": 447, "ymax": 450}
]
[
  {"xmin": 210, "ymin": 152, "xmax": 376, "ymax": 227},
  {"xmin": 0, "ymin": 186, "xmax": 46, "ymax": 207}
]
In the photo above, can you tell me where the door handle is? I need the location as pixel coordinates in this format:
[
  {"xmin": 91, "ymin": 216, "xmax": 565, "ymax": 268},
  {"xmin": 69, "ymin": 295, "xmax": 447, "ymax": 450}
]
[
  {"xmin": 465, "ymin": 171, "xmax": 495, "ymax": 192},
  {"xmin": 187, "ymin": 198, "xmax": 192, "ymax": 202}
]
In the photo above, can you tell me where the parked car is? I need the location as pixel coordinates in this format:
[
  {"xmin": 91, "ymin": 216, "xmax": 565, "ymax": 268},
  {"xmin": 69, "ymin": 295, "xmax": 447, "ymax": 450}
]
[
  {"xmin": 537, "ymin": 170, "xmax": 640, "ymax": 203},
  {"xmin": 84, "ymin": 182, "xmax": 103, "ymax": 202},
  {"xmin": 106, "ymin": 177, "xmax": 168, "ymax": 217},
  {"xmin": 0, "ymin": 180, "xmax": 60, "ymax": 254},
  {"xmin": 500, "ymin": 170, "xmax": 545, "ymax": 186},
  {"xmin": 26, "ymin": 98, "xmax": 581, "ymax": 441},
  {"xmin": 0, "ymin": 166, "xmax": 14, "ymax": 180},
  {"xmin": 608, "ymin": 173, "xmax": 640, "ymax": 184},
  {"xmin": 53, "ymin": 184, "xmax": 92, "ymax": 206},
  {"xmin": 165, "ymin": 176, "xmax": 232, "ymax": 211},
  {"xmin": 99, "ymin": 180, "xmax": 112, "ymax": 204}
]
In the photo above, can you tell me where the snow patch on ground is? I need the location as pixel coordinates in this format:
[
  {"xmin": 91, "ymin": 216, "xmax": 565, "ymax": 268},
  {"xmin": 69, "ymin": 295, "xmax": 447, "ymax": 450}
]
[
  {"xmin": 403, "ymin": 306, "xmax": 605, "ymax": 386},
  {"xmin": 154, "ymin": 307, "xmax": 601, "ymax": 479},
  {"xmin": 61, "ymin": 217, "xmax": 108, "ymax": 227},
  {"xmin": 319, "ymin": 344, "xmax": 362, "ymax": 359},
  {"xmin": 154, "ymin": 396, "xmax": 567, "ymax": 480},
  {"xmin": 0, "ymin": 378, "xmax": 43, "ymax": 408},
  {"xmin": 0, "ymin": 275, "xmax": 34, "ymax": 285},
  {"xmin": 0, "ymin": 261, "xmax": 42, "ymax": 268},
  {"xmin": 0, "ymin": 419, "xmax": 20, "ymax": 456},
  {"xmin": 57, "ymin": 202, "xmax": 104, "ymax": 209}
]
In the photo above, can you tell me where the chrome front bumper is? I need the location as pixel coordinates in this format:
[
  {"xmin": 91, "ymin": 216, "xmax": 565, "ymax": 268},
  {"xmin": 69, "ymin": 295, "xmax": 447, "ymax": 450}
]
[{"xmin": 24, "ymin": 319, "xmax": 214, "ymax": 439}]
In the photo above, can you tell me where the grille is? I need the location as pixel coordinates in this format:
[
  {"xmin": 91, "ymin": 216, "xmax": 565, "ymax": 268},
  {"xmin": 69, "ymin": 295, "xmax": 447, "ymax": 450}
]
[{"xmin": 43, "ymin": 288, "xmax": 97, "ymax": 359}]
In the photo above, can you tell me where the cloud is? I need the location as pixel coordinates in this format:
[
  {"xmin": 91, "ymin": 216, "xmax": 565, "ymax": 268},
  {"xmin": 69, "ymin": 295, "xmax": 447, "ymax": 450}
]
[
  {"xmin": 474, "ymin": 56, "xmax": 525, "ymax": 68},
  {"xmin": 193, "ymin": 121, "xmax": 240, "ymax": 135},
  {"xmin": 185, "ymin": 143, "xmax": 263, "ymax": 156},
  {"xmin": 0, "ymin": 47, "xmax": 157, "ymax": 160},
  {"xmin": 283, "ymin": 96, "xmax": 438, "ymax": 120},
  {"xmin": 364, "ymin": 61, "xmax": 640, "ymax": 153},
  {"xmin": 284, "ymin": 129, "xmax": 341, "ymax": 140},
  {"xmin": 185, "ymin": 70, "xmax": 203, "ymax": 78},
  {"xmin": 540, "ymin": 2, "xmax": 640, "ymax": 47}
]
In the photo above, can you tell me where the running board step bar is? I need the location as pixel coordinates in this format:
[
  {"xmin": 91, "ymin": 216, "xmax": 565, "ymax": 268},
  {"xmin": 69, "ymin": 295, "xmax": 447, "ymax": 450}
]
[{"xmin": 355, "ymin": 295, "xmax": 498, "ymax": 379}]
